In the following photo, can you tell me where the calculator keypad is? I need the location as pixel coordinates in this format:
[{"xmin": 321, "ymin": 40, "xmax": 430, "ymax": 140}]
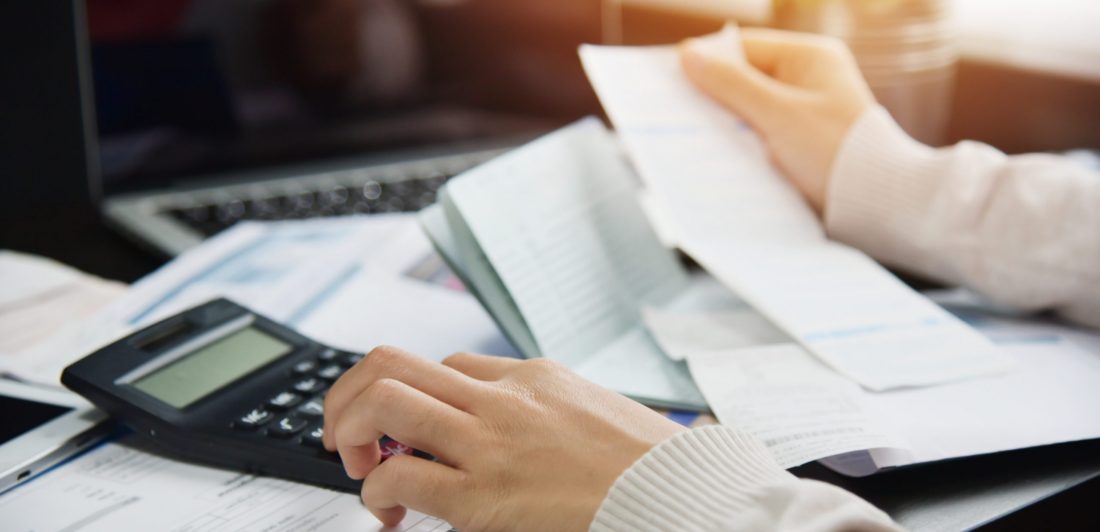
[
  {"xmin": 293, "ymin": 377, "xmax": 325, "ymax": 394},
  {"xmin": 292, "ymin": 360, "xmax": 318, "ymax": 374},
  {"xmin": 235, "ymin": 408, "xmax": 274, "ymax": 430},
  {"xmin": 268, "ymin": 391, "xmax": 303, "ymax": 410},
  {"xmin": 317, "ymin": 365, "xmax": 343, "ymax": 380},
  {"xmin": 230, "ymin": 349, "xmax": 430, "ymax": 463},
  {"xmin": 297, "ymin": 398, "xmax": 325, "ymax": 417},
  {"xmin": 302, "ymin": 425, "xmax": 325, "ymax": 447},
  {"xmin": 380, "ymin": 438, "xmax": 415, "ymax": 458},
  {"xmin": 268, "ymin": 415, "xmax": 309, "ymax": 438},
  {"xmin": 317, "ymin": 348, "xmax": 340, "ymax": 362}
]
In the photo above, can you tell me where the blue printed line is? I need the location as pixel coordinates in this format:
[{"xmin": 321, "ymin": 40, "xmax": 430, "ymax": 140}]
[
  {"xmin": 127, "ymin": 237, "xmax": 272, "ymax": 325},
  {"xmin": 991, "ymin": 335, "xmax": 1061, "ymax": 346},
  {"xmin": 801, "ymin": 317, "xmax": 948, "ymax": 343},
  {"xmin": 286, "ymin": 264, "xmax": 363, "ymax": 326}
]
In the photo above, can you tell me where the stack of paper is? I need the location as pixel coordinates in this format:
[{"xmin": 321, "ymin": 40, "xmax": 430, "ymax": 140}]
[
  {"xmin": 0, "ymin": 436, "xmax": 449, "ymax": 531},
  {"xmin": 0, "ymin": 251, "xmax": 125, "ymax": 357},
  {"xmin": 579, "ymin": 31, "xmax": 1012, "ymax": 392},
  {"xmin": 2, "ymin": 215, "xmax": 512, "ymax": 386},
  {"xmin": 420, "ymin": 118, "xmax": 769, "ymax": 411},
  {"xmin": 574, "ymin": 32, "xmax": 1100, "ymax": 475},
  {"xmin": 680, "ymin": 303, "xmax": 1100, "ymax": 475}
]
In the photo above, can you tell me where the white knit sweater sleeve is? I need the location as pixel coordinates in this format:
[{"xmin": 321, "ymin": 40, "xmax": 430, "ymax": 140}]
[
  {"xmin": 825, "ymin": 106, "xmax": 1100, "ymax": 328},
  {"xmin": 590, "ymin": 426, "xmax": 900, "ymax": 532}
]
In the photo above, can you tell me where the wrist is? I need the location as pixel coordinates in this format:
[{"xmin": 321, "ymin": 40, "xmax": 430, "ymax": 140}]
[{"xmin": 823, "ymin": 105, "xmax": 940, "ymax": 249}]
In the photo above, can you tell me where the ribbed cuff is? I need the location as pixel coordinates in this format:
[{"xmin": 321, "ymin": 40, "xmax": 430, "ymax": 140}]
[
  {"xmin": 824, "ymin": 106, "xmax": 946, "ymax": 261},
  {"xmin": 590, "ymin": 425, "xmax": 794, "ymax": 532}
]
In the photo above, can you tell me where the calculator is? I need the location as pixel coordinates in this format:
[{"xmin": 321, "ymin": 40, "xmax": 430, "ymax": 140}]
[{"xmin": 61, "ymin": 298, "xmax": 427, "ymax": 492}]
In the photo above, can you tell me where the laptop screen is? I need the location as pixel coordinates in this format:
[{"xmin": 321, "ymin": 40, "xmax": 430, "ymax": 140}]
[{"xmin": 87, "ymin": 0, "xmax": 602, "ymax": 194}]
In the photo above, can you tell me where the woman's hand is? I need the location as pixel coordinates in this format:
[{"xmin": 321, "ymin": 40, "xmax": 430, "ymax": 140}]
[
  {"xmin": 323, "ymin": 346, "xmax": 686, "ymax": 531},
  {"xmin": 680, "ymin": 28, "xmax": 875, "ymax": 215}
]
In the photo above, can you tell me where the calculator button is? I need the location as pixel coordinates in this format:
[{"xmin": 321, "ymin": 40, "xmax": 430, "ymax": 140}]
[
  {"xmin": 317, "ymin": 348, "xmax": 339, "ymax": 362},
  {"xmin": 301, "ymin": 425, "xmax": 325, "ymax": 447},
  {"xmin": 267, "ymin": 415, "xmax": 309, "ymax": 438},
  {"xmin": 292, "ymin": 360, "xmax": 318, "ymax": 375},
  {"xmin": 293, "ymin": 377, "xmax": 325, "ymax": 394},
  {"xmin": 340, "ymin": 352, "xmax": 365, "ymax": 367},
  {"xmin": 297, "ymin": 398, "xmax": 325, "ymax": 417},
  {"xmin": 379, "ymin": 437, "xmax": 415, "ymax": 459},
  {"xmin": 268, "ymin": 391, "xmax": 303, "ymax": 410},
  {"xmin": 235, "ymin": 408, "xmax": 274, "ymax": 430},
  {"xmin": 316, "ymin": 364, "xmax": 343, "ymax": 381}
]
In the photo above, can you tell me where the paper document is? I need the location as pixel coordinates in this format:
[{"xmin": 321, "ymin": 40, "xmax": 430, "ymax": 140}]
[
  {"xmin": 0, "ymin": 438, "xmax": 451, "ymax": 531},
  {"xmin": 0, "ymin": 251, "xmax": 125, "ymax": 357},
  {"xmin": 688, "ymin": 345, "xmax": 909, "ymax": 469},
  {"xmin": 580, "ymin": 39, "xmax": 1011, "ymax": 391},
  {"xmin": 3, "ymin": 215, "xmax": 513, "ymax": 386},
  {"xmin": 642, "ymin": 275, "xmax": 788, "ymax": 361},
  {"xmin": 423, "ymin": 118, "xmax": 713, "ymax": 410},
  {"xmin": 687, "ymin": 306, "xmax": 1100, "ymax": 475}
]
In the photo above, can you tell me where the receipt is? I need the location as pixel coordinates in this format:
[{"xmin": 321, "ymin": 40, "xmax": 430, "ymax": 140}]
[
  {"xmin": 687, "ymin": 344, "xmax": 910, "ymax": 468},
  {"xmin": 580, "ymin": 38, "xmax": 1012, "ymax": 391}
]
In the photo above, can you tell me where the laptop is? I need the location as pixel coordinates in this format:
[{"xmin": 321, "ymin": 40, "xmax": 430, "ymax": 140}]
[{"xmin": 70, "ymin": 1, "xmax": 601, "ymax": 256}]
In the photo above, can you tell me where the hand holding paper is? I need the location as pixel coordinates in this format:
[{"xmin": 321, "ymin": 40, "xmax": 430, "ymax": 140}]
[
  {"xmin": 580, "ymin": 30, "xmax": 1012, "ymax": 391},
  {"xmin": 680, "ymin": 26, "xmax": 875, "ymax": 213}
]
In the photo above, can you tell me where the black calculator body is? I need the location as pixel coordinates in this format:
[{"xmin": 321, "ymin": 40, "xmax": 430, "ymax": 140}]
[{"xmin": 62, "ymin": 298, "xmax": 420, "ymax": 492}]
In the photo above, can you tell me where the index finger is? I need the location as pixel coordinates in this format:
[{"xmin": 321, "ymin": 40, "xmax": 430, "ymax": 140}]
[
  {"xmin": 323, "ymin": 345, "xmax": 483, "ymax": 450},
  {"xmin": 739, "ymin": 28, "xmax": 848, "ymax": 75}
]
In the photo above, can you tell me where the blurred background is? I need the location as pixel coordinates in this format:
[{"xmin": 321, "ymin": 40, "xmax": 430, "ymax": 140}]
[
  {"xmin": 604, "ymin": 0, "xmax": 1100, "ymax": 150},
  {"xmin": 1, "ymin": 0, "xmax": 1098, "ymax": 280},
  {"xmin": 67, "ymin": 0, "xmax": 1100, "ymax": 193}
]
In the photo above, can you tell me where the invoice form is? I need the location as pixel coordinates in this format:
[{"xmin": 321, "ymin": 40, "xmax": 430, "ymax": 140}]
[{"xmin": 0, "ymin": 437, "xmax": 451, "ymax": 531}]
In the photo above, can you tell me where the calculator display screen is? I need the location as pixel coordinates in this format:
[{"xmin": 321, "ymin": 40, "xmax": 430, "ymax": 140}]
[{"xmin": 132, "ymin": 326, "xmax": 292, "ymax": 408}]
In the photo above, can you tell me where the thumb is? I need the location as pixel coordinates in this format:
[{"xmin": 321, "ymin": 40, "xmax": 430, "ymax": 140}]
[{"xmin": 679, "ymin": 39, "xmax": 792, "ymax": 130}]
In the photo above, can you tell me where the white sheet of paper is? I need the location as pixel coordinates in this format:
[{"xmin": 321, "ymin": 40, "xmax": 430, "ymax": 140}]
[
  {"xmin": 688, "ymin": 344, "xmax": 910, "ymax": 469},
  {"xmin": 438, "ymin": 118, "xmax": 707, "ymax": 408},
  {"xmin": 642, "ymin": 274, "xmax": 788, "ymax": 360},
  {"xmin": 580, "ymin": 41, "xmax": 1011, "ymax": 391},
  {"xmin": 871, "ymin": 315, "xmax": 1100, "ymax": 466},
  {"xmin": 0, "ymin": 251, "xmax": 126, "ymax": 357},
  {"xmin": 0, "ymin": 439, "xmax": 450, "ymax": 531},
  {"xmin": 443, "ymin": 118, "xmax": 688, "ymax": 365},
  {"xmin": 688, "ymin": 310, "xmax": 1100, "ymax": 474},
  {"xmin": 293, "ymin": 217, "xmax": 516, "ymax": 360},
  {"xmin": 3, "ymin": 215, "xmax": 512, "ymax": 386},
  {"xmin": 0, "ymin": 250, "xmax": 85, "ymax": 307}
]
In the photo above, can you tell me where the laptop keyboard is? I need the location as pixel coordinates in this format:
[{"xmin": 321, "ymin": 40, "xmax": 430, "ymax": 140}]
[{"xmin": 167, "ymin": 171, "xmax": 451, "ymax": 237}]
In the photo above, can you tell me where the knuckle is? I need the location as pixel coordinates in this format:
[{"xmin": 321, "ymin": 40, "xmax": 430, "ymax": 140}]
[
  {"xmin": 366, "ymin": 378, "xmax": 405, "ymax": 406},
  {"xmin": 525, "ymin": 357, "xmax": 562, "ymax": 373},
  {"xmin": 332, "ymin": 413, "xmax": 354, "ymax": 447},
  {"xmin": 322, "ymin": 389, "xmax": 339, "ymax": 415},
  {"xmin": 367, "ymin": 345, "xmax": 402, "ymax": 366},
  {"xmin": 378, "ymin": 455, "xmax": 412, "ymax": 484},
  {"xmin": 364, "ymin": 346, "xmax": 415, "ymax": 383},
  {"xmin": 819, "ymin": 37, "xmax": 853, "ymax": 59},
  {"xmin": 441, "ymin": 351, "xmax": 473, "ymax": 367}
]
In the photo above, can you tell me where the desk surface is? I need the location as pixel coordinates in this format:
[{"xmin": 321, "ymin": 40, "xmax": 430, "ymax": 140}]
[{"xmin": 4, "ymin": 207, "xmax": 1100, "ymax": 530}]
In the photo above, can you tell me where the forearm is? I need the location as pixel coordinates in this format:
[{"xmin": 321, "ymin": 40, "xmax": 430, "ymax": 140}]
[
  {"xmin": 592, "ymin": 426, "xmax": 901, "ymax": 532},
  {"xmin": 825, "ymin": 107, "xmax": 1100, "ymax": 328}
]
